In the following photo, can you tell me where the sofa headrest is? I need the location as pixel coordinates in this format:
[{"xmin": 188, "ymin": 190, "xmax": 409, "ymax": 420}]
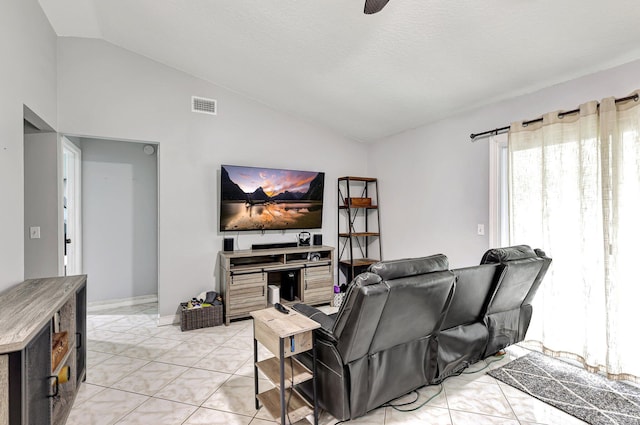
[
  {"xmin": 534, "ymin": 248, "xmax": 548, "ymax": 257},
  {"xmin": 352, "ymin": 272, "xmax": 383, "ymax": 287},
  {"xmin": 480, "ymin": 245, "xmax": 537, "ymax": 264},
  {"xmin": 368, "ymin": 254, "xmax": 449, "ymax": 281}
]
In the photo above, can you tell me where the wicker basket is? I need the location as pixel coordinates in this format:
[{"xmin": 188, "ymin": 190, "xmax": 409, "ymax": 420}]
[{"xmin": 180, "ymin": 303, "xmax": 223, "ymax": 331}]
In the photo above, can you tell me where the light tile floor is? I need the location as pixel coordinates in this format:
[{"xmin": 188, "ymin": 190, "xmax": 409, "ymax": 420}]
[{"xmin": 68, "ymin": 303, "xmax": 588, "ymax": 425}]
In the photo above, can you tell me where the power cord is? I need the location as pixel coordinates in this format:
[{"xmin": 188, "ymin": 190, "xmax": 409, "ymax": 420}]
[
  {"xmin": 462, "ymin": 352, "xmax": 506, "ymax": 374},
  {"xmin": 444, "ymin": 352, "xmax": 507, "ymax": 380},
  {"xmin": 383, "ymin": 384, "xmax": 443, "ymax": 412},
  {"xmin": 382, "ymin": 390, "xmax": 419, "ymax": 407}
]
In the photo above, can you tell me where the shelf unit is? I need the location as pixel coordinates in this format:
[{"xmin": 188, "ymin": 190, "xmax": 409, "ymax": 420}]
[
  {"xmin": 219, "ymin": 245, "xmax": 334, "ymax": 325},
  {"xmin": 51, "ymin": 293, "xmax": 77, "ymax": 425},
  {"xmin": 0, "ymin": 275, "xmax": 87, "ymax": 425},
  {"xmin": 337, "ymin": 177, "xmax": 382, "ymax": 284},
  {"xmin": 251, "ymin": 307, "xmax": 320, "ymax": 425}
]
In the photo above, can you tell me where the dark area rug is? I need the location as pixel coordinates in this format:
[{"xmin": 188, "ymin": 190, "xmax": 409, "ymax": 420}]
[{"xmin": 488, "ymin": 351, "xmax": 640, "ymax": 425}]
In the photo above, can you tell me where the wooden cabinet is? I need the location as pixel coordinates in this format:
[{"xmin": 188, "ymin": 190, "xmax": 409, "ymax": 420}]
[
  {"xmin": 250, "ymin": 307, "xmax": 320, "ymax": 425},
  {"xmin": 219, "ymin": 246, "xmax": 334, "ymax": 325},
  {"xmin": 0, "ymin": 275, "xmax": 87, "ymax": 425}
]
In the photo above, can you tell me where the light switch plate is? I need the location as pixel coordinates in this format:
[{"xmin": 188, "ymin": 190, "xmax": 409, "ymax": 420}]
[
  {"xmin": 477, "ymin": 224, "xmax": 485, "ymax": 236},
  {"xmin": 30, "ymin": 226, "xmax": 41, "ymax": 239}
]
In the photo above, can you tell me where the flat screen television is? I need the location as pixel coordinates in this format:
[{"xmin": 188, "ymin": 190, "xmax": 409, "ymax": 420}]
[{"xmin": 220, "ymin": 165, "xmax": 325, "ymax": 231}]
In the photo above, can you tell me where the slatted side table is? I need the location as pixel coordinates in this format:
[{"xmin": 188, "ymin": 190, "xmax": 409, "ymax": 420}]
[{"xmin": 250, "ymin": 307, "xmax": 321, "ymax": 425}]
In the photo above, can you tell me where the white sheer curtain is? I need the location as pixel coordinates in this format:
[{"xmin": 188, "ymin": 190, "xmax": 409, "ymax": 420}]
[{"xmin": 508, "ymin": 91, "xmax": 640, "ymax": 380}]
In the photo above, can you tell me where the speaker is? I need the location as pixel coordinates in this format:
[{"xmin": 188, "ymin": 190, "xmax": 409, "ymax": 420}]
[
  {"xmin": 223, "ymin": 238, "xmax": 234, "ymax": 252},
  {"xmin": 281, "ymin": 270, "xmax": 299, "ymax": 302},
  {"xmin": 252, "ymin": 242, "xmax": 297, "ymax": 250},
  {"xmin": 313, "ymin": 234, "xmax": 322, "ymax": 246}
]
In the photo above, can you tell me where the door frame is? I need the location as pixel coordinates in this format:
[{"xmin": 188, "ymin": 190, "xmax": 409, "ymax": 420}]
[
  {"xmin": 60, "ymin": 133, "xmax": 160, "ymax": 312},
  {"xmin": 489, "ymin": 133, "xmax": 509, "ymax": 248},
  {"xmin": 62, "ymin": 137, "xmax": 83, "ymax": 275}
]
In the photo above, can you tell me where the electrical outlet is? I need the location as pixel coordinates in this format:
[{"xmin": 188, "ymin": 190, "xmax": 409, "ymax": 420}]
[
  {"xmin": 477, "ymin": 224, "xmax": 485, "ymax": 236},
  {"xmin": 30, "ymin": 226, "xmax": 41, "ymax": 239}
]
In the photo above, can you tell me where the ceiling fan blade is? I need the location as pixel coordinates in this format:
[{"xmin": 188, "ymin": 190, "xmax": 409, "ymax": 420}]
[{"xmin": 364, "ymin": 0, "xmax": 390, "ymax": 14}]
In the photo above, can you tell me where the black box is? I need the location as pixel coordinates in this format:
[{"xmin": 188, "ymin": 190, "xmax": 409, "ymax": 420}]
[{"xmin": 280, "ymin": 270, "xmax": 299, "ymax": 301}]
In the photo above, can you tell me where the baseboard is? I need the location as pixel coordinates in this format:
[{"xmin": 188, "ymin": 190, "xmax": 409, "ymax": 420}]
[
  {"xmin": 87, "ymin": 294, "xmax": 158, "ymax": 312},
  {"xmin": 87, "ymin": 294, "xmax": 180, "ymax": 327},
  {"xmin": 158, "ymin": 314, "xmax": 180, "ymax": 326}
]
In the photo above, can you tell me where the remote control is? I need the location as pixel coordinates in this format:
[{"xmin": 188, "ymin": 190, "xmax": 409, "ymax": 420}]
[{"xmin": 274, "ymin": 303, "xmax": 289, "ymax": 314}]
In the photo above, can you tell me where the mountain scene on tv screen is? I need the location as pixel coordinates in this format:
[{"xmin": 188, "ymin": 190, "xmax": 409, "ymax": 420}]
[{"xmin": 220, "ymin": 166, "xmax": 324, "ymax": 231}]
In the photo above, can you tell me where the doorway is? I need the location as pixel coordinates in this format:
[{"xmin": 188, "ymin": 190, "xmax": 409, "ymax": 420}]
[{"xmin": 75, "ymin": 137, "xmax": 159, "ymax": 303}]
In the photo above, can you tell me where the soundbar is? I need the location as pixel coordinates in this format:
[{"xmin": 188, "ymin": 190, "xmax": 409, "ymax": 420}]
[{"xmin": 251, "ymin": 242, "xmax": 298, "ymax": 250}]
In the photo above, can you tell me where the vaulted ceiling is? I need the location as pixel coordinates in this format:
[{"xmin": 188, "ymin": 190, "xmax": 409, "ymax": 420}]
[{"xmin": 39, "ymin": 0, "xmax": 640, "ymax": 142}]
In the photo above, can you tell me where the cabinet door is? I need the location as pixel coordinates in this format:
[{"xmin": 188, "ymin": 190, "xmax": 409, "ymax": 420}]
[
  {"xmin": 303, "ymin": 265, "xmax": 333, "ymax": 304},
  {"xmin": 228, "ymin": 272, "xmax": 267, "ymax": 315},
  {"xmin": 24, "ymin": 323, "xmax": 52, "ymax": 425}
]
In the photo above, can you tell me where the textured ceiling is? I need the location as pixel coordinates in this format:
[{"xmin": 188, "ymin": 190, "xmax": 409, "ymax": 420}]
[{"xmin": 39, "ymin": 0, "xmax": 640, "ymax": 142}]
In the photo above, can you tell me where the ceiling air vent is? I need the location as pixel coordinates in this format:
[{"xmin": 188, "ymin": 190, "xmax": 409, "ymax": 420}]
[{"xmin": 192, "ymin": 96, "xmax": 217, "ymax": 115}]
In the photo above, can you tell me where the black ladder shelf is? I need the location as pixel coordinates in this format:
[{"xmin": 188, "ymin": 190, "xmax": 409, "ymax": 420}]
[{"xmin": 337, "ymin": 177, "xmax": 382, "ymax": 285}]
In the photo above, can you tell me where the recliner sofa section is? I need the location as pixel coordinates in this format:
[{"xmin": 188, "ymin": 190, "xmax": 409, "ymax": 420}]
[
  {"xmin": 292, "ymin": 245, "xmax": 551, "ymax": 421},
  {"xmin": 479, "ymin": 246, "xmax": 551, "ymax": 357},
  {"xmin": 434, "ymin": 262, "xmax": 501, "ymax": 382}
]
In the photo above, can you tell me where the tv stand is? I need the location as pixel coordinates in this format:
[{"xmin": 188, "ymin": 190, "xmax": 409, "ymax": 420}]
[{"xmin": 219, "ymin": 245, "xmax": 334, "ymax": 325}]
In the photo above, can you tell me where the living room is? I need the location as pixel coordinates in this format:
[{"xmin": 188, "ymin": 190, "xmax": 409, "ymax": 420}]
[{"xmin": 2, "ymin": 1, "xmax": 640, "ymax": 424}]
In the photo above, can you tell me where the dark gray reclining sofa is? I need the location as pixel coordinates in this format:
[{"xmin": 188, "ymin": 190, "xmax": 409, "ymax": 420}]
[{"xmin": 292, "ymin": 245, "xmax": 551, "ymax": 421}]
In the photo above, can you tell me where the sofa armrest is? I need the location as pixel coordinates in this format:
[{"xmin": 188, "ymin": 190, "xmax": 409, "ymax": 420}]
[{"xmin": 292, "ymin": 303, "xmax": 337, "ymax": 342}]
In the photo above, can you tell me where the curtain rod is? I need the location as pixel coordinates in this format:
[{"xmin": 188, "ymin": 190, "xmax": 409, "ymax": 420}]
[{"xmin": 469, "ymin": 93, "xmax": 639, "ymax": 141}]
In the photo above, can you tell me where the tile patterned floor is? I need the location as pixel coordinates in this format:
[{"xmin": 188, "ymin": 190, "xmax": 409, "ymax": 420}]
[{"xmin": 68, "ymin": 302, "xmax": 588, "ymax": 425}]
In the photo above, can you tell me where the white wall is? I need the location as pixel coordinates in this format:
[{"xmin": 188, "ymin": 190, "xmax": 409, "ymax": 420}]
[
  {"xmin": 0, "ymin": 0, "xmax": 58, "ymax": 294},
  {"xmin": 57, "ymin": 37, "xmax": 368, "ymax": 317},
  {"xmin": 370, "ymin": 58, "xmax": 640, "ymax": 268},
  {"xmin": 24, "ymin": 132, "xmax": 61, "ymax": 278},
  {"xmin": 81, "ymin": 138, "xmax": 158, "ymax": 302}
]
